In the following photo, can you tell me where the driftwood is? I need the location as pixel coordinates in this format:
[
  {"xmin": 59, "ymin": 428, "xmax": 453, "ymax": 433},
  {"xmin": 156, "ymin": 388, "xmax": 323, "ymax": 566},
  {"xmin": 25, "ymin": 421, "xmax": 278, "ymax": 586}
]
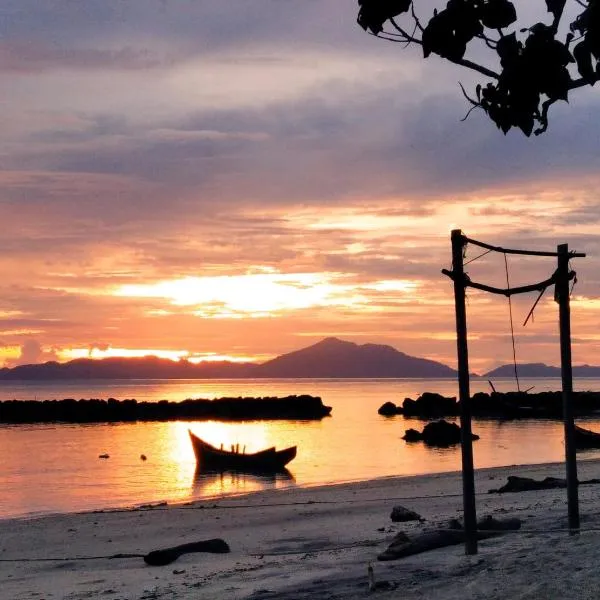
[
  {"xmin": 143, "ymin": 538, "xmax": 230, "ymax": 566},
  {"xmin": 489, "ymin": 476, "xmax": 566, "ymax": 494},
  {"xmin": 377, "ymin": 516, "xmax": 520, "ymax": 562},
  {"xmin": 489, "ymin": 475, "xmax": 600, "ymax": 494}
]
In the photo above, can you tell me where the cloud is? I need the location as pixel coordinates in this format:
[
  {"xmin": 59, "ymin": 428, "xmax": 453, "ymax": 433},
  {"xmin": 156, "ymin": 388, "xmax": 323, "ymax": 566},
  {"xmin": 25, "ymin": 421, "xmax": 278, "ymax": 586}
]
[
  {"xmin": 88, "ymin": 342, "xmax": 110, "ymax": 356},
  {"xmin": 0, "ymin": 40, "xmax": 178, "ymax": 73},
  {"xmin": 5, "ymin": 339, "xmax": 58, "ymax": 367},
  {"xmin": 7, "ymin": 79, "xmax": 599, "ymax": 214},
  {"xmin": 0, "ymin": 0, "xmax": 599, "ymax": 369}
]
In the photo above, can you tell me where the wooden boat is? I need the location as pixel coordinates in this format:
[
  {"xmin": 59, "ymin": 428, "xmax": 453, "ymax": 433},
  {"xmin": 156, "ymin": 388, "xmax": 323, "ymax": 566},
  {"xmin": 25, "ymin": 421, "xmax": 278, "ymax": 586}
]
[
  {"xmin": 188, "ymin": 430, "xmax": 297, "ymax": 472},
  {"xmin": 574, "ymin": 425, "xmax": 600, "ymax": 450}
]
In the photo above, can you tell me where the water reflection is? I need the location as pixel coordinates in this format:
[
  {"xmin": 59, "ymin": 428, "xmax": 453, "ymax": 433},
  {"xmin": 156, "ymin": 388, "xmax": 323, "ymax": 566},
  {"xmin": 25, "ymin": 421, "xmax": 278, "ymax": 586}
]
[
  {"xmin": 192, "ymin": 467, "xmax": 295, "ymax": 498},
  {"xmin": 7, "ymin": 378, "xmax": 600, "ymax": 519}
]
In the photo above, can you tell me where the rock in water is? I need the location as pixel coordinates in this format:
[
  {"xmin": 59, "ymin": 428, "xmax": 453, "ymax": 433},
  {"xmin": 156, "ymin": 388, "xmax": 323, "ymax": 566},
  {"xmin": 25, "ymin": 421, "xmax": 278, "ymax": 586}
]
[
  {"xmin": 402, "ymin": 429, "xmax": 422, "ymax": 442},
  {"xmin": 421, "ymin": 420, "xmax": 479, "ymax": 446},
  {"xmin": 402, "ymin": 420, "xmax": 479, "ymax": 447},
  {"xmin": 378, "ymin": 401, "xmax": 400, "ymax": 416}
]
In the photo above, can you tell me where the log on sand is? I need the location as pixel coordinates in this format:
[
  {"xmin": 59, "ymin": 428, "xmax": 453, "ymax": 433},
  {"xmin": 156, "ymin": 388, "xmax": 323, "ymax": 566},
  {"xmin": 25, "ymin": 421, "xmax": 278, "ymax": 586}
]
[
  {"xmin": 143, "ymin": 538, "xmax": 230, "ymax": 566},
  {"xmin": 378, "ymin": 516, "xmax": 521, "ymax": 561}
]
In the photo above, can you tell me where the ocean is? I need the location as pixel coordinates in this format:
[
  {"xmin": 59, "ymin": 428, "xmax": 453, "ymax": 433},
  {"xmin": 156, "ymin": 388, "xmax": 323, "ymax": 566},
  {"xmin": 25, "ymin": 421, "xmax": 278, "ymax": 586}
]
[{"xmin": 1, "ymin": 377, "xmax": 600, "ymax": 520}]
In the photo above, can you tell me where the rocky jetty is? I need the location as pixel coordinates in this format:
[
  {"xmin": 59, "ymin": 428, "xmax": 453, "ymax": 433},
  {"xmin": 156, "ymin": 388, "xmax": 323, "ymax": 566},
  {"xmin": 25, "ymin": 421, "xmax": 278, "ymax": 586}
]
[
  {"xmin": 0, "ymin": 395, "xmax": 332, "ymax": 424},
  {"xmin": 379, "ymin": 390, "xmax": 600, "ymax": 420}
]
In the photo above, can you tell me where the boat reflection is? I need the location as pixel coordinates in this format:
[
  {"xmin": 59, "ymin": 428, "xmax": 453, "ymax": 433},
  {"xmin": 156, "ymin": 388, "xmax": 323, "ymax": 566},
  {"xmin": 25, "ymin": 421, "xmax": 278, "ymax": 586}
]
[{"xmin": 192, "ymin": 466, "xmax": 295, "ymax": 498}]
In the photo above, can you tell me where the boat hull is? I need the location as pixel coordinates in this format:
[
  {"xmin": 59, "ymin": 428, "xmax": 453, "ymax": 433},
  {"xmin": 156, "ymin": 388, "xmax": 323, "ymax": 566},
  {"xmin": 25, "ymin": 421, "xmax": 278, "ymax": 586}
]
[
  {"xmin": 575, "ymin": 425, "xmax": 600, "ymax": 450},
  {"xmin": 189, "ymin": 431, "xmax": 297, "ymax": 472}
]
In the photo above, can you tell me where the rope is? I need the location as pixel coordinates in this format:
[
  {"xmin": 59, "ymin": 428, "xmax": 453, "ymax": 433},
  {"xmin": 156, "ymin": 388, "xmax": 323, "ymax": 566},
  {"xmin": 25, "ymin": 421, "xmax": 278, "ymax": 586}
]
[
  {"xmin": 523, "ymin": 286, "xmax": 547, "ymax": 327},
  {"xmin": 569, "ymin": 261, "xmax": 578, "ymax": 297},
  {"xmin": 464, "ymin": 248, "xmax": 493, "ymax": 266},
  {"xmin": 504, "ymin": 253, "xmax": 521, "ymax": 392},
  {"xmin": 0, "ymin": 553, "xmax": 144, "ymax": 562}
]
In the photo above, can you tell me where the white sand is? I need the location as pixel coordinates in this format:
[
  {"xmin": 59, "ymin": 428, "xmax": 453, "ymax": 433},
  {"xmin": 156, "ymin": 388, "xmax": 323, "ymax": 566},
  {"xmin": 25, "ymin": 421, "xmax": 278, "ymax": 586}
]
[{"xmin": 3, "ymin": 459, "xmax": 600, "ymax": 600}]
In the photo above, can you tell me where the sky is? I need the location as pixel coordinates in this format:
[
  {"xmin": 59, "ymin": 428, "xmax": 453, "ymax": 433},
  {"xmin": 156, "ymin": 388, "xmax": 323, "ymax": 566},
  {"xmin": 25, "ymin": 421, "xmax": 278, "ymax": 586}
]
[{"xmin": 1, "ymin": 0, "xmax": 599, "ymax": 374}]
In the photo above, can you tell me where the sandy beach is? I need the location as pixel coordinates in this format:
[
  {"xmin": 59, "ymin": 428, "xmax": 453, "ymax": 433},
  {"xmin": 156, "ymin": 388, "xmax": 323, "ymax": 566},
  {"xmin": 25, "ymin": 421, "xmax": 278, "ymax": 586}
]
[{"xmin": 3, "ymin": 459, "xmax": 600, "ymax": 600}]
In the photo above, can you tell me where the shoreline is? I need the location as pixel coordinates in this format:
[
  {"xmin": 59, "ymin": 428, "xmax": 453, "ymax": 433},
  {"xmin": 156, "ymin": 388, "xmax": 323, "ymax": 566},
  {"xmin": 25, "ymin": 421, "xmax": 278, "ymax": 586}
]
[
  {"xmin": 0, "ymin": 456, "xmax": 585, "ymax": 523},
  {"xmin": 4, "ymin": 454, "xmax": 600, "ymax": 523},
  {"xmin": 5, "ymin": 459, "xmax": 600, "ymax": 599}
]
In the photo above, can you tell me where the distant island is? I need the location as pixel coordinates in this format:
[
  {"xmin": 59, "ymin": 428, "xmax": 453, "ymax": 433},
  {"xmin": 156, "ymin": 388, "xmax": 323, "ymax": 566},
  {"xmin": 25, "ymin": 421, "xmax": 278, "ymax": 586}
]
[
  {"xmin": 1, "ymin": 337, "xmax": 599, "ymax": 381},
  {"xmin": 0, "ymin": 337, "xmax": 457, "ymax": 380},
  {"xmin": 483, "ymin": 364, "xmax": 600, "ymax": 378}
]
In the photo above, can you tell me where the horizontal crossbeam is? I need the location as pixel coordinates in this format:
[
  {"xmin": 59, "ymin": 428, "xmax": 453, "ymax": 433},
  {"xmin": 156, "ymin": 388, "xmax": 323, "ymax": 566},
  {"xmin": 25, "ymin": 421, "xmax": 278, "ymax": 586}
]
[
  {"xmin": 441, "ymin": 268, "xmax": 576, "ymax": 296},
  {"xmin": 463, "ymin": 235, "xmax": 586, "ymax": 259}
]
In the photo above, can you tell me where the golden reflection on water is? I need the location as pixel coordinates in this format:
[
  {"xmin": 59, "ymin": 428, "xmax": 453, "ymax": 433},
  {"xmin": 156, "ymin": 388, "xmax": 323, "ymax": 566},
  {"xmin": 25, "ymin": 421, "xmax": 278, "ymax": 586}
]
[
  {"xmin": 186, "ymin": 421, "xmax": 271, "ymax": 454},
  {"xmin": 123, "ymin": 420, "xmax": 295, "ymax": 509}
]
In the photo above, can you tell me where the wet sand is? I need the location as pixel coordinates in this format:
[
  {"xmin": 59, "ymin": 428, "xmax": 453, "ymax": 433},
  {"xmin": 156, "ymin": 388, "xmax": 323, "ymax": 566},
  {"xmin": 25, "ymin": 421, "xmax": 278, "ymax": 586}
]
[{"xmin": 3, "ymin": 459, "xmax": 600, "ymax": 599}]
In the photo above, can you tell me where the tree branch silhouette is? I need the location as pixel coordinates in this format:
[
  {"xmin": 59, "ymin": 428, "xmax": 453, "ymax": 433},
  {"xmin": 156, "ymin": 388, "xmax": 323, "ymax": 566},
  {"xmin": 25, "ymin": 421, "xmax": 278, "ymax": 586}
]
[{"xmin": 357, "ymin": 0, "xmax": 600, "ymax": 135}]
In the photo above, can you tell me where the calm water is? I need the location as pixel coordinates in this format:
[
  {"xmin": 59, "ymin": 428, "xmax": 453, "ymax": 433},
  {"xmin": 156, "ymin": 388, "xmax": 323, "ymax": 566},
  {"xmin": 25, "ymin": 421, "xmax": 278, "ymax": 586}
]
[{"xmin": 2, "ymin": 377, "xmax": 600, "ymax": 520}]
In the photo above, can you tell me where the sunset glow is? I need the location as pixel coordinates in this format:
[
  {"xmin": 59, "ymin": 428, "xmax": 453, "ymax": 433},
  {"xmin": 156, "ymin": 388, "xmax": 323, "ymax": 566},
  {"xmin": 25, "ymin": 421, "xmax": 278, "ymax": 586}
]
[
  {"xmin": 1, "ymin": 2, "xmax": 600, "ymax": 373},
  {"xmin": 113, "ymin": 272, "xmax": 406, "ymax": 317},
  {"xmin": 62, "ymin": 348, "xmax": 190, "ymax": 361},
  {"xmin": 60, "ymin": 348, "xmax": 262, "ymax": 364}
]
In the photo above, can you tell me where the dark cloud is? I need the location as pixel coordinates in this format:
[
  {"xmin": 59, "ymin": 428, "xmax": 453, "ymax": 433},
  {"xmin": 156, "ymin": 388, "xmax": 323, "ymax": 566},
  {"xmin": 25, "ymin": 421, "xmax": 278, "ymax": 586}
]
[
  {"xmin": 21, "ymin": 129, "xmax": 265, "ymax": 184},
  {"xmin": 0, "ymin": 0, "xmax": 376, "ymax": 72},
  {"xmin": 7, "ymin": 79, "xmax": 598, "ymax": 212}
]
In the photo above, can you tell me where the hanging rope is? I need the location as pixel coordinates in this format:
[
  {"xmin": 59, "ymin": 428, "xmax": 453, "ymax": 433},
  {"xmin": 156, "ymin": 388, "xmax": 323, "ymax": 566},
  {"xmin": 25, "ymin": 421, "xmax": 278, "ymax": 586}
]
[
  {"xmin": 568, "ymin": 260, "xmax": 578, "ymax": 297},
  {"xmin": 570, "ymin": 276, "xmax": 578, "ymax": 296},
  {"xmin": 503, "ymin": 253, "xmax": 521, "ymax": 392},
  {"xmin": 523, "ymin": 286, "xmax": 547, "ymax": 327},
  {"xmin": 446, "ymin": 233, "xmax": 584, "ymax": 395}
]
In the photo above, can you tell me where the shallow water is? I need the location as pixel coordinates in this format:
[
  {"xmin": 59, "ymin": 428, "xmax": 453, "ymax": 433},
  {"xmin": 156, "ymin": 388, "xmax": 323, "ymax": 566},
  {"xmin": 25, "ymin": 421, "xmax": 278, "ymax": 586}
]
[{"xmin": 1, "ymin": 377, "xmax": 599, "ymax": 519}]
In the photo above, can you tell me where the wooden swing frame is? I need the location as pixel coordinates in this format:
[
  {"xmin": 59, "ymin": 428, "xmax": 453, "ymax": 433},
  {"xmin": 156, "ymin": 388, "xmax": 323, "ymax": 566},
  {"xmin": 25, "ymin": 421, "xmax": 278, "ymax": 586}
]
[{"xmin": 442, "ymin": 229, "xmax": 585, "ymax": 555}]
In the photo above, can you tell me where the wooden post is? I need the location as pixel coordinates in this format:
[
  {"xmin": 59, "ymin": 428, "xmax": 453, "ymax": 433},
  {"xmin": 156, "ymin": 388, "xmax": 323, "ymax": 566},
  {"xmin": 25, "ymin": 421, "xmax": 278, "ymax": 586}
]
[
  {"xmin": 557, "ymin": 243, "xmax": 580, "ymax": 532},
  {"xmin": 451, "ymin": 229, "xmax": 478, "ymax": 554}
]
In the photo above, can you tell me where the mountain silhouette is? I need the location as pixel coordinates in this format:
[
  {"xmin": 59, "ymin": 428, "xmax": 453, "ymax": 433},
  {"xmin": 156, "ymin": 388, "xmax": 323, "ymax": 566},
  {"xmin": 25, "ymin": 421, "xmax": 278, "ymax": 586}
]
[
  {"xmin": 0, "ymin": 356, "xmax": 254, "ymax": 380},
  {"xmin": 253, "ymin": 337, "xmax": 457, "ymax": 378},
  {"xmin": 0, "ymin": 337, "xmax": 458, "ymax": 380}
]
